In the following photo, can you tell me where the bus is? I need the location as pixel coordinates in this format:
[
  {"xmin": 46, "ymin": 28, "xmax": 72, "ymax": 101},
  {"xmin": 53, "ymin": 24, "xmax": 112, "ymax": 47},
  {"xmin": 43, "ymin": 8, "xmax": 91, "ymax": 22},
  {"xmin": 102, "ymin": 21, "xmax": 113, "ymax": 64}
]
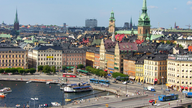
[
  {"xmin": 63, "ymin": 73, "xmax": 76, "ymax": 78},
  {"xmin": 89, "ymin": 78, "xmax": 110, "ymax": 84},
  {"xmin": 158, "ymin": 93, "xmax": 178, "ymax": 101}
]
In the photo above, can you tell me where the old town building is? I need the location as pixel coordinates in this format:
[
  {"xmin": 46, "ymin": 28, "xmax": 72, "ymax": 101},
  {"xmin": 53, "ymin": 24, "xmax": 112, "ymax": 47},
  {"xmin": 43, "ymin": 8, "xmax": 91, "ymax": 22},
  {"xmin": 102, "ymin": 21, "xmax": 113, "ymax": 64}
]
[
  {"xmin": 0, "ymin": 47, "xmax": 27, "ymax": 69},
  {"xmin": 28, "ymin": 45, "xmax": 62, "ymax": 70},
  {"xmin": 86, "ymin": 47, "xmax": 96, "ymax": 67},
  {"xmin": 99, "ymin": 39, "xmax": 106, "ymax": 69},
  {"xmin": 106, "ymin": 48, "xmax": 115, "ymax": 73},
  {"xmin": 167, "ymin": 54, "xmax": 192, "ymax": 91},
  {"xmin": 144, "ymin": 53, "xmax": 167, "ymax": 84},
  {"xmin": 62, "ymin": 48, "xmax": 86, "ymax": 66}
]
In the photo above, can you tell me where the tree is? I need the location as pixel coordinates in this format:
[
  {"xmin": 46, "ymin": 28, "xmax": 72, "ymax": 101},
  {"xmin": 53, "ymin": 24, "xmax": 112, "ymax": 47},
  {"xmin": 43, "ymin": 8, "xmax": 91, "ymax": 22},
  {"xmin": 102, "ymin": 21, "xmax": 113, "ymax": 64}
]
[
  {"xmin": 24, "ymin": 69, "xmax": 30, "ymax": 74},
  {"xmin": 77, "ymin": 64, "xmax": 84, "ymax": 69},
  {"xmin": 166, "ymin": 40, "xmax": 171, "ymax": 44},
  {"xmin": 179, "ymin": 44, "xmax": 183, "ymax": 48},
  {"xmin": 161, "ymin": 40, "xmax": 164, "ymax": 43},
  {"xmin": 42, "ymin": 65, "xmax": 51, "ymax": 74},
  {"xmin": 0, "ymin": 69, "xmax": 4, "ymax": 73},
  {"xmin": 18, "ymin": 69, "xmax": 25, "ymax": 74},
  {"xmin": 62, "ymin": 65, "xmax": 67, "ymax": 70},
  {"xmin": 38, "ymin": 65, "xmax": 44, "ymax": 71},
  {"xmin": 86, "ymin": 66, "xmax": 92, "ymax": 71},
  {"xmin": 10, "ymin": 68, "xmax": 17, "ymax": 74},
  {"xmin": 29, "ymin": 68, "xmax": 36, "ymax": 74},
  {"xmin": 4, "ymin": 68, "xmax": 10, "ymax": 73},
  {"xmin": 51, "ymin": 66, "xmax": 56, "ymax": 74}
]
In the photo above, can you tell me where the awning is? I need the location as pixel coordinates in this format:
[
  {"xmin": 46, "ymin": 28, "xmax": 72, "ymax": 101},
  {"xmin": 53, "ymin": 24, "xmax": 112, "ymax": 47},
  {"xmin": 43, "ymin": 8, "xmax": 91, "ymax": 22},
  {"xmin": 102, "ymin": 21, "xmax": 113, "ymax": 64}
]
[
  {"xmin": 154, "ymin": 78, "xmax": 158, "ymax": 81},
  {"xmin": 110, "ymin": 71, "xmax": 113, "ymax": 73},
  {"xmin": 166, "ymin": 84, "xmax": 172, "ymax": 87},
  {"xmin": 180, "ymin": 86, "xmax": 184, "ymax": 89},
  {"xmin": 129, "ymin": 76, "xmax": 135, "ymax": 79},
  {"xmin": 185, "ymin": 87, "xmax": 188, "ymax": 90},
  {"xmin": 104, "ymin": 69, "xmax": 107, "ymax": 72}
]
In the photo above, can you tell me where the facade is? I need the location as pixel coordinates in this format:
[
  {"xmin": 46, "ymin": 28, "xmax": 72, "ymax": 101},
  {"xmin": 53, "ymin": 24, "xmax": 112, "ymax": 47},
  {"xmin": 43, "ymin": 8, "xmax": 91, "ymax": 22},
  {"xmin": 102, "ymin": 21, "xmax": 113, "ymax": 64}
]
[
  {"xmin": 144, "ymin": 54, "xmax": 167, "ymax": 85},
  {"xmin": 28, "ymin": 45, "xmax": 63, "ymax": 70},
  {"xmin": 100, "ymin": 39, "xmax": 106, "ymax": 69},
  {"xmin": 108, "ymin": 10, "xmax": 115, "ymax": 33},
  {"xmin": 14, "ymin": 9, "xmax": 19, "ymax": 31},
  {"xmin": 85, "ymin": 19, "xmax": 97, "ymax": 28},
  {"xmin": 62, "ymin": 48, "xmax": 86, "ymax": 66},
  {"xmin": 106, "ymin": 50, "xmax": 115, "ymax": 73},
  {"xmin": 0, "ymin": 47, "xmax": 27, "ymax": 69},
  {"xmin": 135, "ymin": 61, "xmax": 144, "ymax": 82},
  {"xmin": 137, "ymin": 0, "xmax": 151, "ymax": 41},
  {"xmin": 167, "ymin": 54, "xmax": 192, "ymax": 91},
  {"xmin": 177, "ymin": 36, "xmax": 192, "ymax": 49},
  {"xmin": 86, "ymin": 48, "xmax": 96, "ymax": 67},
  {"xmin": 124, "ymin": 59, "xmax": 136, "ymax": 80},
  {"xmin": 94, "ymin": 49, "xmax": 100, "ymax": 68}
]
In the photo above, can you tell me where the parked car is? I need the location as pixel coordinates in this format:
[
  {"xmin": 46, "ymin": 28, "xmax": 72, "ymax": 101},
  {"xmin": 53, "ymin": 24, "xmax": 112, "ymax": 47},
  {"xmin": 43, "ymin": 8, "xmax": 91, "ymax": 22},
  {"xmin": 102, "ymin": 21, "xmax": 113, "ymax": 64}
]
[
  {"xmin": 112, "ymin": 81, "xmax": 118, "ymax": 84},
  {"xmin": 149, "ymin": 99, "xmax": 155, "ymax": 103},
  {"xmin": 122, "ymin": 81, "xmax": 128, "ymax": 85},
  {"xmin": 144, "ymin": 87, "xmax": 148, "ymax": 91},
  {"xmin": 151, "ymin": 88, "xmax": 156, "ymax": 92},
  {"xmin": 165, "ymin": 88, "xmax": 170, "ymax": 92}
]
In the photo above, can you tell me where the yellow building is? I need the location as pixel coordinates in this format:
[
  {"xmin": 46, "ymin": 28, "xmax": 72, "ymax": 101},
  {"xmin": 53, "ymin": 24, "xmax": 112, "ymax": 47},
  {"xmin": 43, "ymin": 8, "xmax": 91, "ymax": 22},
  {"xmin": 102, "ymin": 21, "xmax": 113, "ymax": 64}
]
[
  {"xmin": 144, "ymin": 54, "xmax": 167, "ymax": 85},
  {"xmin": 86, "ymin": 48, "xmax": 96, "ymax": 67},
  {"xmin": 106, "ymin": 51, "xmax": 115, "ymax": 74}
]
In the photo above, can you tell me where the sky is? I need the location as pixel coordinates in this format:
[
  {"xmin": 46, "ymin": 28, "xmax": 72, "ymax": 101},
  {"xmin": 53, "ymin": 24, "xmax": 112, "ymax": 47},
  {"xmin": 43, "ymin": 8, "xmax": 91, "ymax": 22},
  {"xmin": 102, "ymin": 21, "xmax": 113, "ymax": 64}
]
[{"xmin": 0, "ymin": 0, "xmax": 192, "ymax": 28}]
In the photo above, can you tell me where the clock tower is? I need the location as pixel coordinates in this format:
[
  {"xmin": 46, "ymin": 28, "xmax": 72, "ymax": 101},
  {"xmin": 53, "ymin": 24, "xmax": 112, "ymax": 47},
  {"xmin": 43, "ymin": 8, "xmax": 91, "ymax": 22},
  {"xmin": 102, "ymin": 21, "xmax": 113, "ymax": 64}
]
[
  {"xmin": 108, "ymin": 10, "xmax": 115, "ymax": 33},
  {"xmin": 137, "ymin": 0, "xmax": 151, "ymax": 41}
]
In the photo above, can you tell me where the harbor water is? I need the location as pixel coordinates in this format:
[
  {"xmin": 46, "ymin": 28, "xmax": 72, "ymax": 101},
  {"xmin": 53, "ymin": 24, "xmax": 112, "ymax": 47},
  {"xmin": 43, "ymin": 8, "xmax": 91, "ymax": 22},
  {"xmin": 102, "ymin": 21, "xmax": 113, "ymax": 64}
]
[{"xmin": 0, "ymin": 81, "xmax": 113, "ymax": 107}]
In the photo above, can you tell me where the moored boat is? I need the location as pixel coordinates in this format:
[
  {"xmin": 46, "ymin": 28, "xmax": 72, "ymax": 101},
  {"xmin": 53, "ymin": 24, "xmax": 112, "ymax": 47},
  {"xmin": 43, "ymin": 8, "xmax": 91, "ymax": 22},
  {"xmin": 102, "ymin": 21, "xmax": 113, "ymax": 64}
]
[
  {"xmin": 16, "ymin": 104, "xmax": 20, "ymax": 108},
  {"xmin": 0, "ymin": 87, "xmax": 12, "ymax": 93},
  {"xmin": 51, "ymin": 102, "xmax": 61, "ymax": 107},
  {"xmin": 0, "ymin": 93, "xmax": 6, "ymax": 98},
  {"xmin": 64, "ymin": 82, "xmax": 93, "ymax": 93}
]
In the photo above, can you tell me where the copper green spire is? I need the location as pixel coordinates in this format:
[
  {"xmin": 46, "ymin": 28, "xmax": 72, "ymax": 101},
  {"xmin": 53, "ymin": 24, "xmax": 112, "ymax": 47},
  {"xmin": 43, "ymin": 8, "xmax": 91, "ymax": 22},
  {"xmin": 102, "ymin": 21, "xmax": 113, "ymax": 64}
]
[
  {"xmin": 142, "ymin": 0, "xmax": 147, "ymax": 10},
  {"xmin": 14, "ymin": 9, "xmax": 19, "ymax": 24},
  {"xmin": 109, "ymin": 10, "xmax": 115, "ymax": 21}
]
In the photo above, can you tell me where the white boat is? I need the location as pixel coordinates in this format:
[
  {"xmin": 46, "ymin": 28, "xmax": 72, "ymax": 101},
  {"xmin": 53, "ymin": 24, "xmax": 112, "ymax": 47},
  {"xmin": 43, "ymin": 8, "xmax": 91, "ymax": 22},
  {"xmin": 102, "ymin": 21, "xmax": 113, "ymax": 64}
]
[
  {"xmin": 51, "ymin": 102, "xmax": 61, "ymax": 107},
  {"xmin": 16, "ymin": 104, "xmax": 20, "ymax": 108},
  {"xmin": 26, "ymin": 81, "xmax": 31, "ymax": 83},
  {"xmin": 0, "ymin": 87, "xmax": 12, "ymax": 93},
  {"xmin": 46, "ymin": 82, "xmax": 50, "ymax": 84},
  {"xmin": 64, "ymin": 82, "xmax": 93, "ymax": 93}
]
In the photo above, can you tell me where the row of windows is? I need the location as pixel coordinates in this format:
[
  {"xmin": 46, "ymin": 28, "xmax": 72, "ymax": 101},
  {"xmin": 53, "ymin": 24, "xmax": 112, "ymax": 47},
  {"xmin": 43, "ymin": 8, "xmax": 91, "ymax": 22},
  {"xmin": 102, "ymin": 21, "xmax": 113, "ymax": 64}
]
[
  {"xmin": 0, "ymin": 55, "xmax": 24, "ymax": 58},
  {"xmin": 39, "ymin": 50, "xmax": 61, "ymax": 52},
  {"xmin": 0, "ymin": 60, "xmax": 24, "ymax": 62},
  {"xmin": 65, "ymin": 62, "xmax": 85, "ymax": 65},
  {"xmin": 64, "ymin": 58, "xmax": 84, "ymax": 61},
  {"xmin": 144, "ymin": 61, "xmax": 166, "ymax": 65},
  {"xmin": 39, "ymin": 62, "xmax": 62, "ymax": 65},
  {"xmin": 168, "ymin": 74, "xmax": 192, "ymax": 78},
  {"xmin": 38, "ymin": 54, "xmax": 61, "ymax": 56},
  {"xmin": 38, "ymin": 58, "xmax": 62, "ymax": 61},
  {"xmin": 0, "ymin": 64, "xmax": 24, "ymax": 66},
  {"xmin": 136, "ymin": 73, "xmax": 143, "ymax": 77},
  {"xmin": 0, "ymin": 51, "xmax": 24, "ymax": 53},
  {"xmin": 168, "ymin": 68, "xmax": 192, "ymax": 72},
  {"xmin": 168, "ymin": 80, "xmax": 192, "ymax": 85},
  {"xmin": 63, "ymin": 54, "xmax": 85, "ymax": 56},
  {"xmin": 168, "ymin": 62, "xmax": 192, "ymax": 66},
  {"xmin": 145, "ymin": 66, "xmax": 167, "ymax": 71}
]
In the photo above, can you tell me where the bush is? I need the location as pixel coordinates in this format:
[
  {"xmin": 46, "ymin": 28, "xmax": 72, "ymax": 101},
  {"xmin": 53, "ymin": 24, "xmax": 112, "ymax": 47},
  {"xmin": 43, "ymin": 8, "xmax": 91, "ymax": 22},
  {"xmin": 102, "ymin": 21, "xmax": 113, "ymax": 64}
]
[
  {"xmin": 77, "ymin": 64, "xmax": 84, "ymax": 69},
  {"xmin": 29, "ymin": 68, "xmax": 36, "ymax": 74},
  {"xmin": 0, "ymin": 69, "xmax": 4, "ymax": 73},
  {"xmin": 38, "ymin": 65, "xmax": 44, "ymax": 71},
  {"xmin": 112, "ymin": 72, "xmax": 129, "ymax": 81}
]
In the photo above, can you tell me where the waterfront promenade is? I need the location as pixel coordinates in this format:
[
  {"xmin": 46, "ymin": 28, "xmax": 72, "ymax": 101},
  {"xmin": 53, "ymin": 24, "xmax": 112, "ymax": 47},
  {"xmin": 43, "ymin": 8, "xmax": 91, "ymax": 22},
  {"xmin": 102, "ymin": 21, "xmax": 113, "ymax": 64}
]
[{"xmin": 0, "ymin": 72, "xmax": 191, "ymax": 108}]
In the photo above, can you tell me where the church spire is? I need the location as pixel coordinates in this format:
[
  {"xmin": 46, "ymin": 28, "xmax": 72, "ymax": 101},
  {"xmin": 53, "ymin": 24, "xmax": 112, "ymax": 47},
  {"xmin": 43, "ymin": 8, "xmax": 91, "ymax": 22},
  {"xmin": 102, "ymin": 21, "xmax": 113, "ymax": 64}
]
[
  {"xmin": 142, "ymin": 0, "xmax": 147, "ymax": 10},
  {"xmin": 14, "ymin": 9, "xmax": 19, "ymax": 24}
]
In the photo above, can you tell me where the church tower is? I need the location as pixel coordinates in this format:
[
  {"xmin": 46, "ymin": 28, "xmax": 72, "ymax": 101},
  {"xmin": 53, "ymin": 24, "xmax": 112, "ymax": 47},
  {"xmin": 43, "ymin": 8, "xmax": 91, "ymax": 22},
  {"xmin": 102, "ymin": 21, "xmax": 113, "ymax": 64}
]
[
  {"xmin": 137, "ymin": 0, "xmax": 150, "ymax": 41},
  {"xmin": 14, "ymin": 9, "xmax": 19, "ymax": 31},
  {"xmin": 108, "ymin": 10, "xmax": 115, "ymax": 33},
  {"xmin": 130, "ymin": 17, "xmax": 132, "ymax": 29}
]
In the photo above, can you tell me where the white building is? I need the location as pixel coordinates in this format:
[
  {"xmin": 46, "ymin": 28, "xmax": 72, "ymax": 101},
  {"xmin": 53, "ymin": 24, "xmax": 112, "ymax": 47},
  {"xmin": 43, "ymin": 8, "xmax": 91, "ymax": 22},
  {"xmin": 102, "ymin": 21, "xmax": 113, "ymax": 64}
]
[{"xmin": 28, "ymin": 45, "xmax": 63, "ymax": 70}]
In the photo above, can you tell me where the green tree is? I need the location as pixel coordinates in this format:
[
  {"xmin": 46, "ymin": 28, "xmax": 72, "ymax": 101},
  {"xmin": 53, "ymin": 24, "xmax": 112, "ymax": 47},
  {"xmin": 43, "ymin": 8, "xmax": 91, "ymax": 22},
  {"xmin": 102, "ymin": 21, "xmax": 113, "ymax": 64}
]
[
  {"xmin": 42, "ymin": 65, "xmax": 51, "ymax": 74},
  {"xmin": 16, "ymin": 67, "xmax": 22, "ymax": 72},
  {"xmin": 166, "ymin": 40, "xmax": 171, "ymax": 44},
  {"xmin": 86, "ymin": 66, "xmax": 92, "ymax": 71},
  {"xmin": 0, "ymin": 69, "xmax": 4, "ymax": 73},
  {"xmin": 179, "ymin": 44, "xmax": 183, "ymax": 48},
  {"xmin": 51, "ymin": 66, "xmax": 56, "ymax": 74},
  {"xmin": 161, "ymin": 40, "xmax": 164, "ymax": 43},
  {"xmin": 77, "ymin": 64, "xmax": 84, "ymax": 69},
  {"xmin": 62, "ymin": 65, "xmax": 67, "ymax": 70},
  {"xmin": 4, "ymin": 68, "xmax": 10, "ymax": 73},
  {"xmin": 18, "ymin": 69, "xmax": 25, "ymax": 74},
  {"xmin": 29, "ymin": 68, "xmax": 36, "ymax": 74},
  {"xmin": 10, "ymin": 68, "xmax": 17, "ymax": 74},
  {"xmin": 38, "ymin": 65, "xmax": 44, "ymax": 71},
  {"xmin": 24, "ymin": 69, "xmax": 30, "ymax": 74}
]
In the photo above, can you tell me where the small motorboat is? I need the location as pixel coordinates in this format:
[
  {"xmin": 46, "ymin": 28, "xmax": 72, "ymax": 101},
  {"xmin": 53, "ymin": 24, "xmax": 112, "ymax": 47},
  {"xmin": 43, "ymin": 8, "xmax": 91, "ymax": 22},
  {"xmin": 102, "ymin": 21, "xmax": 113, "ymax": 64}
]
[
  {"xmin": 51, "ymin": 102, "xmax": 61, "ymax": 107},
  {"xmin": 0, "ymin": 93, "xmax": 5, "ymax": 98},
  {"xmin": 26, "ymin": 81, "xmax": 31, "ymax": 83},
  {"xmin": 0, "ymin": 87, "xmax": 12, "ymax": 93},
  {"xmin": 46, "ymin": 82, "xmax": 50, "ymax": 85},
  {"xmin": 65, "ymin": 99, "xmax": 71, "ymax": 102},
  {"xmin": 16, "ymin": 104, "xmax": 20, "ymax": 108}
]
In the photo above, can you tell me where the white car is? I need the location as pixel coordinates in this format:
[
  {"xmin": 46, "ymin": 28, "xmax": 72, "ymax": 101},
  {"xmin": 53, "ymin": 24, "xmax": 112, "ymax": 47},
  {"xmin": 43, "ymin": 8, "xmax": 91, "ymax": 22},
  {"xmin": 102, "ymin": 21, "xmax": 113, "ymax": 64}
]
[{"xmin": 122, "ymin": 81, "xmax": 128, "ymax": 85}]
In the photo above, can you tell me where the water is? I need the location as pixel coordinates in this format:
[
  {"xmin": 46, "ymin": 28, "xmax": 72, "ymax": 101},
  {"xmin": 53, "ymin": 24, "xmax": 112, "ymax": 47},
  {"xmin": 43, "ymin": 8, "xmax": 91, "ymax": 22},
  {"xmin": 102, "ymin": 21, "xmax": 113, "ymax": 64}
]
[{"xmin": 0, "ymin": 81, "xmax": 113, "ymax": 107}]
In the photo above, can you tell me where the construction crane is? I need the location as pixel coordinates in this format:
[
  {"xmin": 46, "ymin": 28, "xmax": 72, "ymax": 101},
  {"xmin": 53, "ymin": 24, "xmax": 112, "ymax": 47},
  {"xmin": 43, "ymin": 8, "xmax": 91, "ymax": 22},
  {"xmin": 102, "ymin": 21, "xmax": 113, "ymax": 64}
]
[{"xmin": 186, "ymin": 24, "xmax": 191, "ymax": 29}]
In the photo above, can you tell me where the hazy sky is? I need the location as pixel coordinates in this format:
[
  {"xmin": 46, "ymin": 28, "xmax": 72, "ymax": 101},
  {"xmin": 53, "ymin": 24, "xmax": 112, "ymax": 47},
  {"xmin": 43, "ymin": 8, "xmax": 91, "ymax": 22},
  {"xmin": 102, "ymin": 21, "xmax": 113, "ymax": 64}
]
[{"xmin": 0, "ymin": 0, "xmax": 192, "ymax": 28}]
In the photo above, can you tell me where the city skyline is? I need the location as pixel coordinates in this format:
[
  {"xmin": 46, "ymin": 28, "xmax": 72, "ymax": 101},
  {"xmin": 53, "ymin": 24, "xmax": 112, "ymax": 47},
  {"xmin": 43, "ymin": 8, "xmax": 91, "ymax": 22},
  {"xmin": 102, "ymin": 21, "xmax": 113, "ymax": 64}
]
[{"xmin": 0, "ymin": 0, "xmax": 192, "ymax": 28}]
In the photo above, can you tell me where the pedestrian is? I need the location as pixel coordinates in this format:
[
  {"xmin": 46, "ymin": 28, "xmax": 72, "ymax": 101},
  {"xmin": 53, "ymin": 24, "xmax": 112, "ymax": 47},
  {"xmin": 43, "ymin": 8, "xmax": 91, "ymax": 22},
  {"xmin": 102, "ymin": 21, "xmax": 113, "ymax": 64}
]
[{"xmin": 89, "ymin": 99, "xmax": 90, "ymax": 102}]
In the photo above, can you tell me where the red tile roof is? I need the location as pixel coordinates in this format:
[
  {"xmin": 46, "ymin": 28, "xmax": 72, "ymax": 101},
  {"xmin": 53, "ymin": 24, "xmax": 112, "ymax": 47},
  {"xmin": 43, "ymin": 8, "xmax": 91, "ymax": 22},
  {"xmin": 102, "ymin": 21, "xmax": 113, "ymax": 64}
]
[
  {"xmin": 115, "ymin": 34, "xmax": 125, "ymax": 42},
  {"xmin": 119, "ymin": 42, "xmax": 138, "ymax": 51}
]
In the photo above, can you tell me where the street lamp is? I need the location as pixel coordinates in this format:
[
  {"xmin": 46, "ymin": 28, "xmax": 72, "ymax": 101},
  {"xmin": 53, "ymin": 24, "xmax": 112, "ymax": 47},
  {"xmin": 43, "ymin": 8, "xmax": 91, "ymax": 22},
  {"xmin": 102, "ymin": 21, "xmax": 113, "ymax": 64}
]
[
  {"xmin": 31, "ymin": 98, "xmax": 38, "ymax": 108},
  {"xmin": 162, "ymin": 76, "xmax": 164, "ymax": 94}
]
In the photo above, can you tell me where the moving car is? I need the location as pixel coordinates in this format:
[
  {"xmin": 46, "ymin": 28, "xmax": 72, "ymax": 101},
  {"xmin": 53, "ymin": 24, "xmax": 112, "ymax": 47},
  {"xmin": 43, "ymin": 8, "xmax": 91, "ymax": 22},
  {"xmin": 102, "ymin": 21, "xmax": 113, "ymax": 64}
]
[
  {"xmin": 149, "ymin": 99, "xmax": 155, "ymax": 103},
  {"xmin": 122, "ymin": 81, "xmax": 129, "ymax": 85},
  {"xmin": 112, "ymin": 81, "xmax": 118, "ymax": 84}
]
